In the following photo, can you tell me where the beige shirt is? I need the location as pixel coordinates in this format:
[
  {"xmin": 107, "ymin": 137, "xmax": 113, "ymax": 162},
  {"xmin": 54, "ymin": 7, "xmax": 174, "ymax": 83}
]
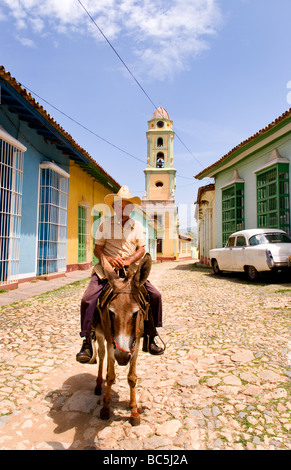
[{"xmin": 92, "ymin": 216, "xmax": 146, "ymax": 279}]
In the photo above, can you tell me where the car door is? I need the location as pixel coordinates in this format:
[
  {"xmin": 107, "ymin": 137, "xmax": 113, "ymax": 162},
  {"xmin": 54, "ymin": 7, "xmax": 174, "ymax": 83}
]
[
  {"xmin": 220, "ymin": 236, "xmax": 236, "ymax": 270},
  {"xmin": 231, "ymin": 235, "xmax": 247, "ymax": 271}
]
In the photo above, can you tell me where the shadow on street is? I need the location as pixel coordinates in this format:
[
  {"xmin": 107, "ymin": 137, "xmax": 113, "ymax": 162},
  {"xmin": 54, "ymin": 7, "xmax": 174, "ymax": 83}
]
[
  {"xmin": 172, "ymin": 261, "xmax": 291, "ymax": 286},
  {"xmin": 45, "ymin": 373, "xmax": 130, "ymax": 450}
]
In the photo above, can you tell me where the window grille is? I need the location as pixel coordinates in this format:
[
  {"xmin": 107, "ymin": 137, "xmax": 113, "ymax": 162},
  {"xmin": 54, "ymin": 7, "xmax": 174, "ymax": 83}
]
[
  {"xmin": 222, "ymin": 183, "xmax": 244, "ymax": 245},
  {"xmin": 78, "ymin": 203, "xmax": 90, "ymax": 263},
  {"xmin": 256, "ymin": 163, "xmax": 290, "ymax": 232},
  {"xmin": 37, "ymin": 163, "xmax": 69, "ymax": 275},
  {"xmin": 0, "ymin": 136, "xmax": 24, "ymax": 285}
]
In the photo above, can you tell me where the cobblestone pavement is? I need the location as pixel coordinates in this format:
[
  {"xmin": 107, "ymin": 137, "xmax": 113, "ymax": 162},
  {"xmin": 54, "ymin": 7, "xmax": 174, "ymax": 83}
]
[{"xmin": 0, "ymin": 260, "xmax": 290, "ymax": 450}]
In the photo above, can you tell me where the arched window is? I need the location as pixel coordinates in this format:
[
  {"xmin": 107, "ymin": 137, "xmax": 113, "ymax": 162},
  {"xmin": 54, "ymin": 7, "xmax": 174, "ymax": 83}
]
[
  {"xmin": 156, "ymin": 152, "xmax": 164, "ymax": 168},
  {"xmin": 157, "ymin": 137, "xmax": 163, "ymax": 147},
  {"xmin": 155, "ymin": 181, "xmax": 164, "ymax": 187}
]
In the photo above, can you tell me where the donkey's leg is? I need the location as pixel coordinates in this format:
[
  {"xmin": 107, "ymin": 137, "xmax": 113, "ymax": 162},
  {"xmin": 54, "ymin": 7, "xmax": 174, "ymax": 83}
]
[
  {"xmin": 95, "ymin": 332, "xmax": 105, "ymax": 396},
  {"xmin": 128, "ymin": 354, "xmax": 140, "ymax": 426},
  {"xmin": 100, "ymin": 345, "xmax": 115, "ymax": 420}
]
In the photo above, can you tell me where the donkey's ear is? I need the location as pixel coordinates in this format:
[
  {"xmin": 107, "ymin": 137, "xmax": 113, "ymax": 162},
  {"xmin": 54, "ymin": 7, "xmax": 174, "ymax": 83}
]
[
  {"xmin": 133, "ymin": 253, "xmax": 152, "ymax": 288},
  {"xmin": 101, "ymin": 255, "xmax": 118, "ymax": 282}
]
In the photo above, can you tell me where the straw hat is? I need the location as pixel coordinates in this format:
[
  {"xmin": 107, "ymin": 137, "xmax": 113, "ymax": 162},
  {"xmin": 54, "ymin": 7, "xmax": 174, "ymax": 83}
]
[{"xmin": 104, "ymin": 186, "xmax": 141, "ymax": 208}]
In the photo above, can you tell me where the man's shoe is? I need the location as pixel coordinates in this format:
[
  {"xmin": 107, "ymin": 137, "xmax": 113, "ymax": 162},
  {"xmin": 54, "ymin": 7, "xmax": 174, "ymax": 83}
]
[
  {"xmin": 76, "ymin": 338, "xmax": 93, "ymax": 363},
  {"xmin": 149, "ymin": 337, "xmax": 164, "ymax": 355},
  {"xmin": 143, "ymin": 336, "xmax": 164, "ymax": 355}
]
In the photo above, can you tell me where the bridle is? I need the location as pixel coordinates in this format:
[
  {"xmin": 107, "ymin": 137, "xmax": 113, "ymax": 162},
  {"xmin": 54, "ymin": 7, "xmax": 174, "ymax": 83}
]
[{"xmin": 109, "ymin": 288, "xmax": 143, "ymax": 355}]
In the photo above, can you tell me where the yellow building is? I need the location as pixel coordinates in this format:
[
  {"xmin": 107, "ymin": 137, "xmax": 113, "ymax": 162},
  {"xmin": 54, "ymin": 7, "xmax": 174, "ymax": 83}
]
[
  {"xmin": 67, "ymin": 160, "xmax": 120, "ymax": 272},
  {"xmin": 141, "ymin": 107, "xmax": 179, "ymax": 260}
]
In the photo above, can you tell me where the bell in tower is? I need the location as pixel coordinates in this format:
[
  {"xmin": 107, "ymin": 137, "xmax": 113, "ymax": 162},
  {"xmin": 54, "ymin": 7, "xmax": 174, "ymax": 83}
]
[{"xmin": 141, "ymin": 107, "xmax": 179, "ymax": 260}]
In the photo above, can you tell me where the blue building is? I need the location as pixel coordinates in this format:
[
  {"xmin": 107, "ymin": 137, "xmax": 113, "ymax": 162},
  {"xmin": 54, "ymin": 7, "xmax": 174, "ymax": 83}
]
[{"xmin": 0, "ymin": 66, "xmax": 120, "ymax": 289}]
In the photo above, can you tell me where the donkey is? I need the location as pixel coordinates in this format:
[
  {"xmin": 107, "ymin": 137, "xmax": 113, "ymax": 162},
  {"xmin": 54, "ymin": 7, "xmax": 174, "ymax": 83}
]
[{"xmin": 91, "ymin": 253, "xmax": 152, "ymax": 426}]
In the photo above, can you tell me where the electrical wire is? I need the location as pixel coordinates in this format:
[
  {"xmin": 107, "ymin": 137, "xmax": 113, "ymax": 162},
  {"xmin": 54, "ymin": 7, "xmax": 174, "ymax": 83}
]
[
  {"xmin": 22, "ymin": 84, "xmax": 145, "ymax": 165},
  {"xmin": 76, "ymin": 0, "xmax": 157, "ymax": 111},
  {"xmin": 22, "ymin": 83, "xmax": 197, "ymax": 182},
  {"xmin": 76, "ymin": 0, "xmax": 205, "ymax": 171}
]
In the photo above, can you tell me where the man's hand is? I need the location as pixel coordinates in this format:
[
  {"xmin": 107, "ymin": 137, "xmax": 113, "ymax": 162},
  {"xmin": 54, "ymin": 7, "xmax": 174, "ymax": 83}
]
[
  {"xmin": 106, "ymin": 256, "xmax": 124, "ymax": 270},
  {"xmin": 94, "ymin": 244, "xmax": 145, "ymax": 270}
]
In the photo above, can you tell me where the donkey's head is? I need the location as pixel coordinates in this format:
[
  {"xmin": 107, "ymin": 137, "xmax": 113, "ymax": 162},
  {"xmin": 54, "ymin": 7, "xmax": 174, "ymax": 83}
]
[{"xmin": 101, "ymin": 254, "xmax": 152, "ymax": 366}]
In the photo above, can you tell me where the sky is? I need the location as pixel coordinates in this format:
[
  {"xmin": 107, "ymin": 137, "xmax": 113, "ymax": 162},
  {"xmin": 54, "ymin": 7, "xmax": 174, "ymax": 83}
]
[{"xmin": 1, "ymin": 0, "xmax": 291, "ymax": 232}]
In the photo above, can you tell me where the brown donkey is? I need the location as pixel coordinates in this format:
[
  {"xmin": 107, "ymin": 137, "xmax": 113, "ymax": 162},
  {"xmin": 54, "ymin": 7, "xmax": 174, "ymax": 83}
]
[{"xmin": 91, "ymin": 253, "xmax": 152, "ymax": 426}]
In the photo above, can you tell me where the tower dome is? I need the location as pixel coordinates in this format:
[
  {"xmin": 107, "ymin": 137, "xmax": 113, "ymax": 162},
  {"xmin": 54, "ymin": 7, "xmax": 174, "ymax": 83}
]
[{"xmin": 151, "ymin": 107, "xmax": 170, "ymax": 120}]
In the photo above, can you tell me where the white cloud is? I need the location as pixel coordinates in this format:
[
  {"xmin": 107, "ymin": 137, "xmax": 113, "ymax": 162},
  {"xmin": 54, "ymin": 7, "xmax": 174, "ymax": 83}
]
[
  {"xmin": 2, "ymin": 0, "xmax": 222, "ymax": 80},
  {"xmin": 16, "ymin": 35, "xmax": 35, "ymax": 47}
]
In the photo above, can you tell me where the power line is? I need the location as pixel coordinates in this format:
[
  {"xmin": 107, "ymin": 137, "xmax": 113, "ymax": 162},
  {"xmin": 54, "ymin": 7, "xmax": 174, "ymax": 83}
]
[
  {"xmin": 76, "ymin": 0, "xmax": 205, "ymax": 171},
  {"xmin": 76, "ymin": 0, "xmax": 157, "ymax": 111},
  {"xmin": 22, "ymin": 84, "xmax": 145, "ymax": 165},
  {"xmin": 22, "ymin": 83, "xmax": 197, "ymax": 182}
]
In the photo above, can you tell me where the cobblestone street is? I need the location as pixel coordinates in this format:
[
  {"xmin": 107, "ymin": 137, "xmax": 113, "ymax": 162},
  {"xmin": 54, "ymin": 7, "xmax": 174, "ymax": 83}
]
[{"xmin": 0, "ymin": 259, "xmax": 290, "ymax": 450}]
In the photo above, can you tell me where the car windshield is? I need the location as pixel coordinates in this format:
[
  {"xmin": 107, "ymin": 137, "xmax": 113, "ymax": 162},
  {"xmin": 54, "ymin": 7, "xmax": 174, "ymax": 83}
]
[{"xmin": 249, "ymin": 233, "xmax": 291, "ymax": 246}]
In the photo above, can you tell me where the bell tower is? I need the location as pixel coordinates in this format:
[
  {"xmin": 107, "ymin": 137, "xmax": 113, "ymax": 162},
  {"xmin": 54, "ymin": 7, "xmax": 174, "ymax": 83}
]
[{"xmin": 142, "ymin": 107, "xmax": 179, "ymax": 260}]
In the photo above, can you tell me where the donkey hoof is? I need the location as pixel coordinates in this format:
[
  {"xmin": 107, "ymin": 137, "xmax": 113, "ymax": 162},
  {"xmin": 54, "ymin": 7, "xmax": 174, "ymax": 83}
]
[
  {"xmin": 130, "ymin": 413, "xmax": 140, "ymax": 427},
  {"xmin": 94, "ymin": 386, "xmax": 102, "ymax": 396},
  {"xmin": 100, "ymin": 407, "xmax": 110, "ymax": 420}
]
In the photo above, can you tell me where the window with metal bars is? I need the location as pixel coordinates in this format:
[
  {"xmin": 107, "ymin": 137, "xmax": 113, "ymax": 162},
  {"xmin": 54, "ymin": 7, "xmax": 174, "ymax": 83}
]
[
  {"xmin": 222, "ymin": 183, "xmax": 244, "ymax": 246},
  {"xmin": 78, "ymin": 204, "xmax": 90, "ymax": 263},
  {"xmin": 0, "ymin": 138, "xmax": 24, "ymax": 285},
  {"xmin": 37, "ymin": 164, "xmax": 69, "ymax": 275},
  {"xmin": 256, "ymin": 163, "xmax": 290, "ymax": 232}
]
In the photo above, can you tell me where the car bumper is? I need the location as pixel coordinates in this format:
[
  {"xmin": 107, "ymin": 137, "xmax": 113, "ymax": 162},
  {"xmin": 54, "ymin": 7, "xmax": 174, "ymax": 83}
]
[{"xmin": 273, "ymin": 261, "xmax": 291, "ymax": 269}]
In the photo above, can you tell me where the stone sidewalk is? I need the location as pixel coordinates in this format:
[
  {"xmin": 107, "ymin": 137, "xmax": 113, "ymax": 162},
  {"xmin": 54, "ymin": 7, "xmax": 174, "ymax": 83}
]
[
  {"xmin": 0, "ymin": 260, "xmax": 290, "ymax": 450},
  {"xmin": 0, "ymin": 269, "xmax": 92, "ymax": 307}
]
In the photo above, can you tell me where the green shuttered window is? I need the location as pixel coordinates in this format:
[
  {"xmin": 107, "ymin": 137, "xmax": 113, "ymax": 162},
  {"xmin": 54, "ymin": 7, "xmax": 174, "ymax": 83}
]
[
  {"xmin": 256, "ymin": 163, "xmax": 290, "ymax": 232},
  {"xmin": 222, "ymin": 183, "xmax": 244, "ymax": 246},
  {"xmin": 78, "ymin": 205, "xmax": 89, "ymax": 263}
]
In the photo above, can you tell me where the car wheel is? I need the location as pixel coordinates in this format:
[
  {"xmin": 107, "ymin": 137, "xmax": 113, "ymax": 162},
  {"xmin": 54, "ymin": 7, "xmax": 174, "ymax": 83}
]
[
  {"xmin": 212, "ymin": 259, "xmax": 221, "ymax": 275},
  {"xmin": 247, "ymin": 265, "xmax": 259, "ymax": 281}
]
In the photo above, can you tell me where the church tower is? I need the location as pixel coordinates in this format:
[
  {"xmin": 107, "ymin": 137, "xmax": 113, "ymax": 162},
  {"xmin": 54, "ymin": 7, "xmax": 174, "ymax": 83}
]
[{"xmin": 141, "ymin": 107, "xmax": 179, "ymax": 260}]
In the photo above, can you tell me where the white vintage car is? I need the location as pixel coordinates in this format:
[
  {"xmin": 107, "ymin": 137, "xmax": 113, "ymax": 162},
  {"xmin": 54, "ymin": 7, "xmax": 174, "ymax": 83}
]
[{"xmin": 209, "ymin": 229, "xmax": 291, "ymax": 281}]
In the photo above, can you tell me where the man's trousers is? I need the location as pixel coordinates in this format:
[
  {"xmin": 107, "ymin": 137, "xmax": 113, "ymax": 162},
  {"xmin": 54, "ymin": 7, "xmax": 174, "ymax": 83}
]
[{"xmin": 80, "ymin": 274, "xmax": 163, "ymax": 338}]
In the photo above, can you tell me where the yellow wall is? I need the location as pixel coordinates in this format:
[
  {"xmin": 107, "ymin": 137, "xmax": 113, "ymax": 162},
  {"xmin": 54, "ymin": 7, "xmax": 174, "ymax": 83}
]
[
  {"xmin": 155, "ymin": 208, "xmax": 179, "ymax": 260},
  {"xmin": 149, "ymin": 173, "xmax": 170, "ymax": 200},
  {"xmin": 67, "ymin": 161, "xmax": 113, "ymax": 269}
]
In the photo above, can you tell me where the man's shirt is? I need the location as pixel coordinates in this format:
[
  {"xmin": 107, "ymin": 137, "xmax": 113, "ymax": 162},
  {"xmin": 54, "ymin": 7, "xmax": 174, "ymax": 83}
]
[{"xmin": 92, "ymin": 216, "xmax": 146, "ymax": 279}]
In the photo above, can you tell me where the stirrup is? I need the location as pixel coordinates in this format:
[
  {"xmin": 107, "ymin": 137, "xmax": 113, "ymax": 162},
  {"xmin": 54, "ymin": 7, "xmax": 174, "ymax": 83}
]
[{"xmin": 88, "ymin": 332, "xmax": 97, "ymax": 364}]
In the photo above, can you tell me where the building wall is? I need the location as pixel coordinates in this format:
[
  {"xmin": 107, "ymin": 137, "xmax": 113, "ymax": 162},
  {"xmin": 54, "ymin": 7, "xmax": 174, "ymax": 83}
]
[
  {"xmin": 131, "ymin": 207, "xmax": 157, "ymax": 261},
  {"xmin": 179, "ymin": 240, "xmax": 193, "ymax": 259},
  {"xmin": 214, "ymin": 134, "xmax": 291, "ymax": 247},
  {"xmin": 149, "ymin": 173, "xmax": 170, "ymax": 200},
  {"xmin": 66, "ymin": 161, "xmax": 113, "ymax": 270},
  {"xmin": 196, "ymin": 189, "xmax": 216, "ymax": 264},
  {"xmin": 162, "ymin": 210, "xmax": 179, "ymax": 259},
  {"xmin": 0, "ymin": 107, "xmax": 70, "ymax": 281}
]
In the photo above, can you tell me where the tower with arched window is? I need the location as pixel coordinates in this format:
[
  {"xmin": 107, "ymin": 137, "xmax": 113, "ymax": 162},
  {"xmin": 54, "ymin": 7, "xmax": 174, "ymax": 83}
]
[{"xmin": 141, "ymin": 107, "xmax": 179, "ymax": 259}]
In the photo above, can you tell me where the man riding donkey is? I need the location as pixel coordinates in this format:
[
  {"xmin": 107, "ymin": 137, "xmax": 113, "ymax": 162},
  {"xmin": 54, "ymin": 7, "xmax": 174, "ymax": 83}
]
[{"xmin": 76, "ymin": 186, "xmax": 165, "ymax": 363}]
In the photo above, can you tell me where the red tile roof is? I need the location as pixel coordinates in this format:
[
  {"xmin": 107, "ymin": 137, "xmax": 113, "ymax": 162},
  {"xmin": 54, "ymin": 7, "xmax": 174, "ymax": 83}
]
[
  {"xmin": 151, "ymin": 107, "xmax": 170, "ymax": 120},
  {"xmin": 0, "ymin": 65, "xmax": 120, "ymax": 191}
]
